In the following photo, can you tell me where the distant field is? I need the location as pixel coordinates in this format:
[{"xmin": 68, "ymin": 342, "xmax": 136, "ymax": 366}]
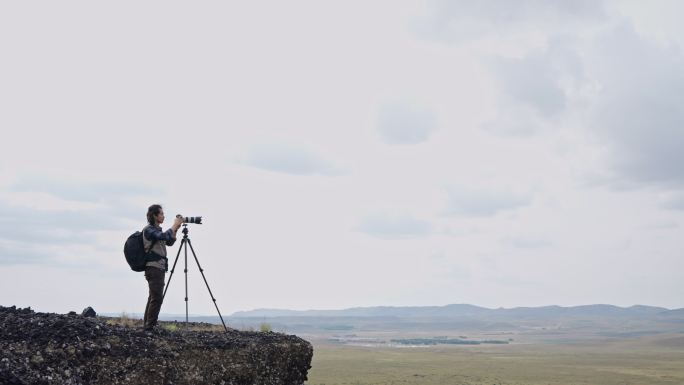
[{"xmin": 306, "ymin": 333, "xmax": 684, "ymax": 385}]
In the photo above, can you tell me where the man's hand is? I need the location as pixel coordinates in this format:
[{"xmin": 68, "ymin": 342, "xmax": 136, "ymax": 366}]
[{"xmin": 172, "ymin": 215, "xmax": 184, "ymax": 231}]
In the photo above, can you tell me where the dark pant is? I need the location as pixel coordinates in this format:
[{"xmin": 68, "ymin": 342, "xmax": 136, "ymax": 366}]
[{"xmin": 143, "ymin": 267, "xmax": 165, "ymax": 329}]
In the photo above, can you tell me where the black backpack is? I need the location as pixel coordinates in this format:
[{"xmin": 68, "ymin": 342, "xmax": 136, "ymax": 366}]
[{"xmin": 123, "ymin": 230, "xmax": 158, "ymax": 272}]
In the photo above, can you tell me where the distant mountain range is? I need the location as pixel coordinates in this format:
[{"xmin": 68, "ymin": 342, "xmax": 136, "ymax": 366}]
[
  {"xmin": 229, "ymin": 303, "xmax": 681, "ymax": 319},
  {"xmin": 101, "ymin": 303, "xmax": 684, "ymax": 337}
]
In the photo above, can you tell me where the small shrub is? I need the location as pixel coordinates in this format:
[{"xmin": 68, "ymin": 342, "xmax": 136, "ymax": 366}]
[
  {"xmin": 259, "ymin": 323, "xmax": 272, "ymax": 332},
  {"xmin": 162, "ymin": 323, "xmax": 179, "ymax": 332},
  {"xmin": 118, "ymin": 312, "xmax": 138, "ymax": 328}
]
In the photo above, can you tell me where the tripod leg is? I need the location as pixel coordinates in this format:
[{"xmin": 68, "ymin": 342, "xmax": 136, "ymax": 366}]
[
  {"xmin": 162, "ymin": 238, "xmax": 185, "ymax": 302},
  {"xmin": 187, "ymin": 239, "xmax": 230, "ymax": 333},
  {"xmin": 184, "ymin": 237, "xmax": 189, "ymax": 325}
]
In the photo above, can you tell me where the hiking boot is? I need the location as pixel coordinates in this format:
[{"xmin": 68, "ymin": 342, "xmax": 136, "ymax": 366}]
[{"xmin": 142, "ymin": 325, "xmax": 164, "ymax": 335}]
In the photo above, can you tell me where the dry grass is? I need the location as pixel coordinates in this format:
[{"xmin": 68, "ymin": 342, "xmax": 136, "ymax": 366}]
[
  {"xmin": 102, "ymin": 312, "xmax": 141, "ymax": 328},
  {"xmin": 307, "ymin": 334, "xmax": 684, "ymax": 385},
  {"xmin": 159, "ymin": 321, "xmax": 237, "ymax": 333},
  {"xmin": 101, "ymin": 315, "xmax": 274, "ymax": 334},
  {"xmin": 100, "ymin": 313, "xmax": 229, "ymax": 332}
]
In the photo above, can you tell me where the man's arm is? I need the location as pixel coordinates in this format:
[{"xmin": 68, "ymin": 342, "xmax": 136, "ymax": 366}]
[
  {"xmin": 144, "ymin": 226, "xmax": 175, "ymax": 243},
  {"xmin": 144, "ymin": 216, "xmax": 182, "ymax": 244},
  {"xmin": 165, "ymin": 215, "xmax": 184, "ymax": 246}
]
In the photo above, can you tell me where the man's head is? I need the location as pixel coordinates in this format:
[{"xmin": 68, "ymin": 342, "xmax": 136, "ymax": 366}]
[{"xmin": 147, "ymin": 204, "xmax": 164, "ymax": 225}]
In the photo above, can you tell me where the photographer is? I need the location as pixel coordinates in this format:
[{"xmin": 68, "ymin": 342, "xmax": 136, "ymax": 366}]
[{"xmin": 142, "ymin": 204, "xmax": 183, "ymax": 331}]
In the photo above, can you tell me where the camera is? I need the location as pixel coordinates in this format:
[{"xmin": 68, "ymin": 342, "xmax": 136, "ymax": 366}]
[{"xmin": 177, "ymin": 215, "xmax": 202, "ymax": 225}]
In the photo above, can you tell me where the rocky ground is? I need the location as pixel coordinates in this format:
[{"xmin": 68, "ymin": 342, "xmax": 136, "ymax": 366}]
[{"xmin": 0, "ymin": 306, "xmax": 313, "ymax": 385}]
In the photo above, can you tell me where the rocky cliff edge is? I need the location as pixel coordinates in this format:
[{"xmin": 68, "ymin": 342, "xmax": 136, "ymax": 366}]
[{"xmin": 0, "ymin": 306, "xmax": 313, "ymax": 385}]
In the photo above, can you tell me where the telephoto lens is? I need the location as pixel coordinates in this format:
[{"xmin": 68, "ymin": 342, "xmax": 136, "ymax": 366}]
[{"xmin": 183, "ymin": 216, "xmax": 202, "ymax": 224}]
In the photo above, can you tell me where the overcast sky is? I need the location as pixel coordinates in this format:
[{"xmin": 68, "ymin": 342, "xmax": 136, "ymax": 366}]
[{"xmin": 1, "ymin": 0, "xmax": 683, "ymax": 316}]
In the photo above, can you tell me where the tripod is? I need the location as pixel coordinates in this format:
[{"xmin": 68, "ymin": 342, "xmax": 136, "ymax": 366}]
[{"xmin": 162, "ymin": 224, "xmax": 229, "ymax": 332}]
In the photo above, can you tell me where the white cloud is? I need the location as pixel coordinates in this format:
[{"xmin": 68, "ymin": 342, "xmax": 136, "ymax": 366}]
[
  {"xmin": 417, "ymin": 0, "xmax": 607, "ymax": 44},
  {"xmin": 377, "ymin": 103, "xmax": 437, "ymax": 145},
  {"xmin": 490, "ymin": 51, "xmax": 567, "ymax": 118},
  {"xmin": 240, "ymin": 142, "xmax": 343, "ymax": 176},
  {"xmin": 500, "ymin": 235, "xmax": 552, "ymax": 249},
  {"xmin": 659, "ymin": 192, "xmax": 684, "ymax": 211},
  {"xmin": 11, "ymin": 177, "xmax": 162, "ymax": 203},
  {"xmin": 0, "ymin": 179, "xmax": 160, "ymax": 266},
  {"xmin": 443, "ymin": 186, "xmax": 531, "ymax": 217},
  {"xmin": 585, "ymin": 22, "xmax": 684, "ymax": 189},
  {"xmin": 481, "ymin": 35, "xmax": 586, "ymax": 137},
  {"xmin": 356, "ymin": 212, "xmax": 433, "ymax": 240},
  {"xmin": 429, "ymin": 1, "xmax": 684, "ymax": 193}
]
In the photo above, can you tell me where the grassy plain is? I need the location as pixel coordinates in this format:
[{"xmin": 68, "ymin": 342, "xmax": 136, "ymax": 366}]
[{"xmin": 306, "ymin": 333, "xmax": 684, "ymax": 385}]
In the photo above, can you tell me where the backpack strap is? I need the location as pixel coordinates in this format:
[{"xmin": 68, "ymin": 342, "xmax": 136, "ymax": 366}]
[{"xmin": 143, "ymin": 225, "xmax": 160, "ymax": 254}]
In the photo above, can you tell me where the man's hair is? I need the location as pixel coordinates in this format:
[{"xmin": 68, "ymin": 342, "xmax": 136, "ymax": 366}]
[{"xmin": 147, "ymin": 204, "xmax": 163, "ymax": 225}]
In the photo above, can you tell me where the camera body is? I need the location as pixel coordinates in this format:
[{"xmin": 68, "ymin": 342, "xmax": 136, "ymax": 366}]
[{"xmin": 177, "ymin": 215, "xmax": 202, "ymax": 225}]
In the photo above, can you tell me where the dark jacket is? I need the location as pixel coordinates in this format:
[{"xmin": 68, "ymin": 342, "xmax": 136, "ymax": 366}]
[{"xmin": 142, "ymin": 224, "xmax": 177, "ymax": 262}]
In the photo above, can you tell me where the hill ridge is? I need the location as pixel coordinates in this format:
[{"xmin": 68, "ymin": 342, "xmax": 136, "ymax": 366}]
[{"xmin": 230, "ymin": 303, "xmax": 674, "ymax": 318}]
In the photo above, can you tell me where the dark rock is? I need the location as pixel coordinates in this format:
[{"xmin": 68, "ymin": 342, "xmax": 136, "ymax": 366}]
[
  {"xmin": 0, "ymin": 305, "xmax": 313, "ymax": 385},
  {"xmin": 81, "ymin": 307, "xmax": 96, "ymax": 318}
]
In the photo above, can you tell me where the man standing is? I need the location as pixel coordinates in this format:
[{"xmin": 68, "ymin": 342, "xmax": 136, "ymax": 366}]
[{"xmin": 142, "ymin": 204, "xmax": 183, "ymax": 331}]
